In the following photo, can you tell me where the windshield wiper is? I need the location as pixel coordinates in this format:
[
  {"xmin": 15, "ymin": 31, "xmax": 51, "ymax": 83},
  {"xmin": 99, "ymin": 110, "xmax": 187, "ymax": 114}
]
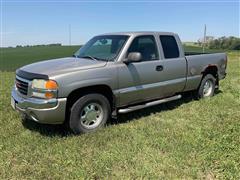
[
  {"xmin": 79, "ymin": 55, "xmax": 98, "ymax": 61},
  {"xmin": 74, "ymin": 55, "xmax": 107, "ymax": 61}
]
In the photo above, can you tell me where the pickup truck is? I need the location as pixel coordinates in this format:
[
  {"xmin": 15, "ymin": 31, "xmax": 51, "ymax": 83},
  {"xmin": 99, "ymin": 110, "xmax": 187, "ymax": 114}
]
[{"xmin": 11, "ymin": 32, "xmax": 227, "ymax": 134}]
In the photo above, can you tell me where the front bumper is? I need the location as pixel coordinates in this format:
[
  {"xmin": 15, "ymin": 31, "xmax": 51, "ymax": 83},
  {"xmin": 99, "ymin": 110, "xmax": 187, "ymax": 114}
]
[{"xmin": 11, "ymin": 87, "xmax": 67, "ymax": 124}]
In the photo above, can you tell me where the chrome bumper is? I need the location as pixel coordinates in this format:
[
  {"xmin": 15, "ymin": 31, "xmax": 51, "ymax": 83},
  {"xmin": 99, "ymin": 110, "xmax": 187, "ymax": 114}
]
[{"xmin": 11, "ymin": 87, "xmax": 67, "ymax": 124}]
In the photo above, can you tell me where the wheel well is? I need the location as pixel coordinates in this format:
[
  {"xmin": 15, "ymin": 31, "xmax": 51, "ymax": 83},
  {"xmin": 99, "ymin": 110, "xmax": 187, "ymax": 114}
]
[
  {"xmin": 202, "ymin": 65, "xmax": 218, "ymax": 78},
  {"xmin": 202, "ymin": 65, "xmax": 219, "ymax": 85},
  {"xmin": 65, "ymin": 85, "xmax": 115, "ymax": 123}
]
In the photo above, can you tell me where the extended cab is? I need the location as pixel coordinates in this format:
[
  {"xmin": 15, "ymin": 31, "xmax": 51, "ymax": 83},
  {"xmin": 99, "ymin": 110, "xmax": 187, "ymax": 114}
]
[{"xmin": 11, "ymin": 32, "xmax": 227, "ymax": 134}]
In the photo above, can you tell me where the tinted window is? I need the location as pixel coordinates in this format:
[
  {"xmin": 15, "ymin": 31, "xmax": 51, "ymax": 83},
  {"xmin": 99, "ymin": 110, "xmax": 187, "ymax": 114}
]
[
  {"xmin": 127, "ymin": 35, "xmax": 159, "ymax": 61},
  {"xmin": 160, "ymin": 35, "xmax": 179, "ymax": 59}
]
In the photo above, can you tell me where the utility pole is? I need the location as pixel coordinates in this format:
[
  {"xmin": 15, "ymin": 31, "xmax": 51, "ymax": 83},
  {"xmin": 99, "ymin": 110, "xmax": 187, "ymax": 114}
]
[
  {"xmin": 203, "ymin": 24, "xmax": 206, "ymax": 53},
  {"xmin": 69, "ymin": 24, "xmax": 71, "ymax": 46}
]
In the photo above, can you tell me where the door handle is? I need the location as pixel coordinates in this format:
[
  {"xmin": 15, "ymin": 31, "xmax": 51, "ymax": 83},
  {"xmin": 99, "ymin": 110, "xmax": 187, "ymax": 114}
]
[{"xmin": 156, "ymin": 65, "xmax": 163, "ymax": 71}]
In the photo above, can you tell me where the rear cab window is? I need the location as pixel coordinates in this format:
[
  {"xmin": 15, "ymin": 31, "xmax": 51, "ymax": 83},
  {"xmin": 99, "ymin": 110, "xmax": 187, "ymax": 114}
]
[
  {"xmin": 127, "ymin": 35, "xmax": 159, "ymax": 61},
  {"xmin": 160, "ymin": 35, "xmax": 180, "ymax": 59}
]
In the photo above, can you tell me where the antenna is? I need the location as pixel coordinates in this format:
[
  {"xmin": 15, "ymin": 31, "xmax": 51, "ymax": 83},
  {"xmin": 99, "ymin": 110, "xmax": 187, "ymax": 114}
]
[
  {"xmin": 203, "ymin": 24, "xmax": 206, "ymax": 53},
  {"xmin": 69, "ymin": 24, "xmax": 71, "ymax": 46}
]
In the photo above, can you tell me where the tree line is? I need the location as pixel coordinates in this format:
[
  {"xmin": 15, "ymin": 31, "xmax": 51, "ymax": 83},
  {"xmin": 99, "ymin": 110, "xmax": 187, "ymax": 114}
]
[
  {"xmin": 199, "ymin": 36, "xmax": 240, "ymax": 50},
  {"xmin": 208, "ymin": 36, "xmax": 240, "ymax": 50},
  {"xmin": 16, "ymin": 43, "xmax": 62, "ymax": 48}
]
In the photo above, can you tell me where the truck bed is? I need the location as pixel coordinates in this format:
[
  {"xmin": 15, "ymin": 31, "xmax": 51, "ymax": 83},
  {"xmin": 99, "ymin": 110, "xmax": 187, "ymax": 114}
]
[{"xmin": 183, "ymin": 52, "xmax": 227, "ymax": 92}]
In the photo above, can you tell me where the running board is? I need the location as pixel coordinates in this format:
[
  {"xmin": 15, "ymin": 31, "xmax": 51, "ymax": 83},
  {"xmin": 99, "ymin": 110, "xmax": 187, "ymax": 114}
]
[{"xmin": 118, "ymin": 95, "xmax": 182, "ymax": 114}]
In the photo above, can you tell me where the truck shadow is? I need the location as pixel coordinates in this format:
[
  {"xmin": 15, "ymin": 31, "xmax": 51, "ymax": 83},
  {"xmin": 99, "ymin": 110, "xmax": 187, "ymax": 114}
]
[
  {"xmin": 110, "ymin": 93, "xmax": 193, "ymax": 125},
  {"xmin": 22, "ymin": 90, "xmax": 222, "ymax": 137},
  {"xmin": 22, "ymin": 119, "xmax": 71, "ymax": 137},
  {"xmin": 113, "ymin": 89, "xmax": 222, "ymax": 125}
]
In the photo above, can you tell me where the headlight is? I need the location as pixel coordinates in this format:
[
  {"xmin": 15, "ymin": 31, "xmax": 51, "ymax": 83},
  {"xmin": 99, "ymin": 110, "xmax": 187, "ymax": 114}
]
[
  {"xmin": 31, "ymin": 79, "xmax": 58, "ymax": 99},
  {"xmin": 32, "ymin": 79, "xmax": 58, "ymax": 90}
]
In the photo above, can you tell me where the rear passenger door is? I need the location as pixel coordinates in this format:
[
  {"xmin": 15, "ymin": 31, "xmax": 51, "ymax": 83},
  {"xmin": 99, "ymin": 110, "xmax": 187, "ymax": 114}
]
[{"xmin": 158, "ymin": 35, "xmax": 187, "ymax": 96}]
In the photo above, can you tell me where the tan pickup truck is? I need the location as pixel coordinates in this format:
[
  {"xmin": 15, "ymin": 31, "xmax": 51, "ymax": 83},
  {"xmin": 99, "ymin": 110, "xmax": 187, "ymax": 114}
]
[{"xmin": 11, "ymin": 31, "xmax": 227, "ymax": 134}]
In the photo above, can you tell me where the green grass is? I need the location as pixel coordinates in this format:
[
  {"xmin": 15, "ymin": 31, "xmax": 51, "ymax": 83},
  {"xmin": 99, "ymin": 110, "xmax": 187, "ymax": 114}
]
[{"xmin": 0, "ymin": 47, "xmax": 239, "ymax": 179}]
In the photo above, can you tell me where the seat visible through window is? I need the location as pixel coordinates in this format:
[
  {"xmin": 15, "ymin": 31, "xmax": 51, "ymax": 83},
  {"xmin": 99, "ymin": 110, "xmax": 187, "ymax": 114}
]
[{"xmin": 127, "ymin": 35, "xmax": 159, "ymax": 61}]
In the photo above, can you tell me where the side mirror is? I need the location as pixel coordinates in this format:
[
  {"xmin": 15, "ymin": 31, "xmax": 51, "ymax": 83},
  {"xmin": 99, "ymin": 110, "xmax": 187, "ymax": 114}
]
[{"xmin": 124, "ymin": 52, "xmax": 142, "ymax": 63}]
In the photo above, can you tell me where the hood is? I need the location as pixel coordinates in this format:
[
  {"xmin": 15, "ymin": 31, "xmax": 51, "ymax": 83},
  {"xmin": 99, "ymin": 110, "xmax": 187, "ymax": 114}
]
[{"xmin": 17, "ymin": 57, "xmax": 107, "ymax": 79}]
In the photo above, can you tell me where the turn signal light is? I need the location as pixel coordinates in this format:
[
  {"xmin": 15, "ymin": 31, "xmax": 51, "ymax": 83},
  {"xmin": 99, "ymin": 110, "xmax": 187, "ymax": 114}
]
[
  {"xmin": 45, "ymin": 92, "xmax": 54, "ymax": 99},
  {"xmin": 45, "ymin": 80, "xmax": 58, "ymax": 90}
]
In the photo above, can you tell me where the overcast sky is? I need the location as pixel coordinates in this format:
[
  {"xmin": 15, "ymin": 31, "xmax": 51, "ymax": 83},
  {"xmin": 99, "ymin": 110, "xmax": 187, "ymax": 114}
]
[{"xmin": 1, "ymin": 0, "xmax": 239, "ymax": 47}]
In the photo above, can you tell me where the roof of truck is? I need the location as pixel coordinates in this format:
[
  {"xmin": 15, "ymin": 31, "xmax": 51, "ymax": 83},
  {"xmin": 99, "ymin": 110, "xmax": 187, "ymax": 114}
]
[{"xmin": 99, "ymin": 31, "xmax": 176, "ymax": 36}]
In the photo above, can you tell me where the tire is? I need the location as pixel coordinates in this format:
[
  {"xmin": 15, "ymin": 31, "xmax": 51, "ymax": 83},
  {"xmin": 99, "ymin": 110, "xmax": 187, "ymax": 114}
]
[
  {"xmin": 195, "ymin": 74, "xmax": 216, "ymax": 99},
  {"xmin": 69, "ymin": 93, "xmax": 111, "ymax": 134}
]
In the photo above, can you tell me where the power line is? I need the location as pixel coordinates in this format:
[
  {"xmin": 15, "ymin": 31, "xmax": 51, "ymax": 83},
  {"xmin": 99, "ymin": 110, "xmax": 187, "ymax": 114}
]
[{"xmin": 69, "ymin": 24, "xmax": 71, "ymax": 46}]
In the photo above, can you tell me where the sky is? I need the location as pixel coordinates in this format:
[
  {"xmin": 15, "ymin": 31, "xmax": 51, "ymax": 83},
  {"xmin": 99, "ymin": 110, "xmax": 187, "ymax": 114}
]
[{"xmin": 1, "ymin": 0, "xmax": 239, "ymax": 47}]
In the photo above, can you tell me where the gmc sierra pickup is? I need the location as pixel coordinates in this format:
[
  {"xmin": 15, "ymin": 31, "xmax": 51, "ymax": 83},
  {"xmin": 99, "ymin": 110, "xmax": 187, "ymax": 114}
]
[{"xmin": 11, "ymin": 32, "xmax": 227, "ymax": 134}]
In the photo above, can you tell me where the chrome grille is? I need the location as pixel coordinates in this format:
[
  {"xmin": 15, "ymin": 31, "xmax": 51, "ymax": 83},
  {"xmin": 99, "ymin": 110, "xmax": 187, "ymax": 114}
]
[{"xmin": 16, "ymin": 77, "xmax": 29, "ymax": 95}]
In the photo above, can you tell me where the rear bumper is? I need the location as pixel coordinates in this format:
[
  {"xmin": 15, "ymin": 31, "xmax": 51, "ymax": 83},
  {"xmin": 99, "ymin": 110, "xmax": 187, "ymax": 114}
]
[{"xmin": 11, "ymin": 87, "xmax": 66, "ymax": 124}]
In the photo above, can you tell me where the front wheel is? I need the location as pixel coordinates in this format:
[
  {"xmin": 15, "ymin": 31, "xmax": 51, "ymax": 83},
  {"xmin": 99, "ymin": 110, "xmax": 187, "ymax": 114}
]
[
  {"xmin": 69, "ymin": 94, "xmax": 111, "ymax": 134},
  {"xmin": 195, "ymin": 74, "xmax": 216, "ymax": 99}
]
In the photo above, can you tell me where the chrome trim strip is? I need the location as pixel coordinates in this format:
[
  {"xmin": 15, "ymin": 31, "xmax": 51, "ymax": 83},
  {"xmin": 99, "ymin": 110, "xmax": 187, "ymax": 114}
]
[
  {"xmin": 16, "ymin": 75, "xmax": 31, "ymax": 83},
  {"xmin": 32, "ymin": 88, "xmax": 57, "ymax": 93},
  {"xmin": 118, "ymin": 95, "xmax": 181, "ymax": 113}
]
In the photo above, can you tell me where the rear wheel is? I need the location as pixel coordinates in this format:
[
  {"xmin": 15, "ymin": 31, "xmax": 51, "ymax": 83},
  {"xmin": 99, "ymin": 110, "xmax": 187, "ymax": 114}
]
[
  {"xmin": 195, "ymin": 74, "xmax": 216, "ymax": 99},
  {"xmin": 69, "ymin": 93, "xmax": 111, "ymax": 134}
]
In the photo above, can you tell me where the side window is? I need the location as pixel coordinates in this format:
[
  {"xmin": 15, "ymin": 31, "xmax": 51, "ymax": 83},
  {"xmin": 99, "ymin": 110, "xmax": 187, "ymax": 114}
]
[
  {"xmin": 127, "ymin": 35, "xmax": 159, "ymax": 61},
  {"xmin": 160, "ymin": 35, "xmax": 180, "ymax": 59}
]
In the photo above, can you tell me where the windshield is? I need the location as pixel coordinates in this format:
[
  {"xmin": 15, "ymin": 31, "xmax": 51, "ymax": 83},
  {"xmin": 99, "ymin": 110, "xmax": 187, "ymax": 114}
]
[{"xmin": 74, "ymin": 35, "xmax": 129, "ymax": 61}]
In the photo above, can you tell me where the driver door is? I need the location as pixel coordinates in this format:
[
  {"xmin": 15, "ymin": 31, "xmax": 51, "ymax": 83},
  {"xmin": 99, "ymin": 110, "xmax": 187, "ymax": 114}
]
[{"xmin": 117, "ymin": 35, "xmax": 166, "ymax": 106}]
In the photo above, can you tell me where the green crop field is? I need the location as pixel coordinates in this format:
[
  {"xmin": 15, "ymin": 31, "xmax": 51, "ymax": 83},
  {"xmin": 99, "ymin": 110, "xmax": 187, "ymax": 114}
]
[
  {"xmin": 0, "ymin": 46, "xmax": 81, "ymax": 71},
  {"xmin": 0, "ymin": 46, "xmax": 239, "ymax": 179}
]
